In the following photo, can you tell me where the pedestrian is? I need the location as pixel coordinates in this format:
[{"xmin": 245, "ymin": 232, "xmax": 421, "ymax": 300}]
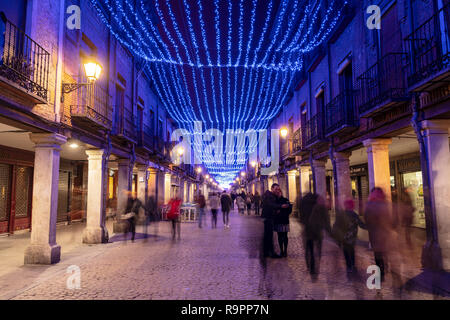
[
  {"xmin": 220, "ymin": 191, "xmax": 232, "ymax": 229},
  {"xmin": 261, "ymin": 183, "xmax": 289, "ymax": 258},
  {"xmin": 167, "ymin": 192, "xmax": 182, "ymax": 240},
  {"xmin": 364, "ymin": 187, "xmax": 395, "ymax": 282},
  {"xmin": 196, "ymin": 192, "xmax": 206, "ymax": 228},
  {"xmin": 209, "ymin": 192, "xmax": 220, "ymax": 228},
  {"xmin": 123, "ymin": 191, "xmax": 143, "ymax": 242},
  {"xmin": 236, "ymin": 194, "xmax": 246, "ymax": 215},
  {"xmin": 253, "ymin": 191, "xmax": 261, "ymax": 215},
  {"xmin": 231, "ymin": 191, "xmax": 237, "ymax": 210},
  {"xmin": 333, "ymin": 198, "xmax": 366, "ymax": 273},
  {"xmin": 246, "ymin": 193, "xmax": 253, "ymax": 215},
  {"xmin": 397, "ymin": 188, "xmax": 415, "ymax": 247},
  {"xmin": 144, "ymin": 195, "xmax": 158, "ymax": 240},
  {"xmin": 301, "ymin": 193, "xmax": 331, "ymax": 276},
  {"xmin": 273, "ymin": 188, "xmax": 292, "ymax": 257}
]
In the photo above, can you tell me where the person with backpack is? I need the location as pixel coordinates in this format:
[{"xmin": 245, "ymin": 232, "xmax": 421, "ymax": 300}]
[
  {"xmin": 167, "ymin": 192, "xmax": 182, "ymax": 240},
  {"xmin": 333, "ymin": 198, "xmax": 366, "ymax": 274}
]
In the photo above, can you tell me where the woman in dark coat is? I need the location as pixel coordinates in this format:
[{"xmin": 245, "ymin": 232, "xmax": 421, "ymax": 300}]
[{"xmin": 273, "ymin": 188, "xmax": 292, "ymax": 257}]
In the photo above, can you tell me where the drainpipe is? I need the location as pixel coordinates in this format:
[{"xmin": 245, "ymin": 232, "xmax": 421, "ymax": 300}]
[
  {"xmin": 326, "ymin": 43, "xmax": 338, "ymax": 211},
  {"xmin": 54, "ymin": 0, "xmax": 66, "ymax": 122}
]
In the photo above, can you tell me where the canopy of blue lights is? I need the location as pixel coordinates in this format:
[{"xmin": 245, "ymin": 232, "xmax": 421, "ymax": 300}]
[{"xmin": 90, "ymin": 0, "xmax": 349, "ymax": 187}]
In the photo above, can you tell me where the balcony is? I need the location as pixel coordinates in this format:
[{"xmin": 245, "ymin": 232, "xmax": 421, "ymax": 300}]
[
  {"xmin": 0, "ymin": 17, "xmax": 49, "ymax": 103},
  {"xmin": 291, "ymin": 127, "xmax": 307, "ymax": 155},
  {"xmin": 355, "ymin": 53, "xmax": 409, "ymax": 117},
  {"xmin": 404, "ymin": 4, "xmax": 450, "ymax": 91},
  {"xmin": 69, "ymin": 83, "xmax": 112, "ymax": 131},
  {"xmin": 304, "ymin": 113, "xmax": 326, "ymax": 147},
  {"xmin": 112, "ymin": 109, "xmax": 137, "ymax": 143},
  {"xmin": 325, "ymin": 90, "xmax": 358, "ymax": 136},
  {"xmin": 137, "ymin": 123, "xmax": 154, "ymax": 152}
]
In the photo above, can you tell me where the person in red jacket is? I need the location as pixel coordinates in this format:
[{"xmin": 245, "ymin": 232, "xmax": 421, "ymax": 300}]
[{"xmin": 167, "ymin": 193, "xmax": 182, "ymax": 240}]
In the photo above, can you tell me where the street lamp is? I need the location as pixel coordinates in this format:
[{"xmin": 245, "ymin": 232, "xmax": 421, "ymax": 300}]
[
  {"xmin": 196, "ymin": 167, "xmax": 202, "ymax": 174},
  {"xmin": 177, "ymin": 146, "xmax": 184, "ymax": 157},
  {"xmin": 61, "ymin": 58, "xmax": 102, "ymax": 102},
  {"xmin": 83, "ymin": 62, "xmax": 102, "ymax": 82},
  {"xmin": 205, "ymin": 174, "xmax": 210, "ymax": 179},
  {"xmin": 280, "ymin": 126, "xmax": 288, "ymax": 138},
  {"xmin": 250, "ymin": 161, "xmax": 257, "ymax": 168},
  {"xmin": 241, "ymin": 172, "xmax": 246, "ymax": 177}
]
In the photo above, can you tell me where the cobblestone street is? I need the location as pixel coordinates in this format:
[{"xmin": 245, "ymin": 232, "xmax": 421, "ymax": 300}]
[{"xmin": 0, "ymin": 211, "xmax": 448, "ymax": 300}]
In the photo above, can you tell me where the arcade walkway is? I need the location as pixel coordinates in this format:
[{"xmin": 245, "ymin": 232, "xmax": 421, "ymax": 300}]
[{"xmin": 0, "ymin": 211, "xmax": 448, "ymax": 300}]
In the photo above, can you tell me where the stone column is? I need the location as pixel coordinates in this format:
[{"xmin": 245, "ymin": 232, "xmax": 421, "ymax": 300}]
[
  {"xmin": 287, "ymin": 170, "xmax": 298, "ymax": 203},
  {"xmin": 312, "ymin": 160, "xmax": 327, "ymax": 198},
  {"xmin": 156, "ymin": 170, "xmax": 166, "ymax": 207},
  {"xmin": 363, "ymin": 139, "xmax": 392, "ymax": 201},
  {"xmin": 333, "ymin": 152, "xmax": 352, "ymax": 208},
  {"xmin": 117, "ymin": 158, "xmax": 133, "ymax": 216},
  {"xmin": 82, "ymin": 149, "xmax": 108, "ymax": 244},
  {"xmin": 179, "ymin": 179, "xmax": 185, "ymax": 202},
  {"xmin": 147, "ymin": 168, "xmax": 158, "ymax": 200},
  {"xmin": 421, "ymin": 120, "xmax": 450, "ymax": 270},
  {"xmin": 25, "ymin": 133, "xmax": 67, "ymax": 264},
  {"xmin": 299, "ymin": 166, "xmax": 311, "ymax": 195},
  {"xmin": 137, "ymin": 163, "xmax": 149, "ymax": 205},
  {"xmin": 279, "ymin": 174, "xmax": 288, "ymax": 198},
  {"xmin": 164, "ymin": 173, "xmax": 171, "ymax": 204}
]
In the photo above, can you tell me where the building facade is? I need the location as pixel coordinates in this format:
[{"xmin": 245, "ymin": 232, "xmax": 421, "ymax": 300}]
[
  {"xmin": 0, "ymin": 0, "xmax": 213, "ymax": 264},
  {"xmin": 246, "ymin": 0, "xmax": 450, "ymax": 271}
]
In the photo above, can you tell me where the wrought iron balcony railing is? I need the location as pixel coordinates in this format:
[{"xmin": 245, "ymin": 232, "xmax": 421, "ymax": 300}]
[
  {"xmin": 69, "ymin": 83, "xmax": 112, "ymax": 130},
  {"xmin": 304, "ymin": 112, "xmax": 325, "ymax": 146},
  {"xmin": 404, "ymin": 3, "xmax": 450, "ymax": 90},
  {"xmin": 325, "ymin": 89, "xmax": 358, "ymax": 136},
  {"xmin": 0, "ymin": 17, "xmax": 49, "ymax": 101},
  {"xmin": 292, "ymin": 127, "xmax": 305, "ymax": 154},
  {"xmin": 355, "ymin": 53, "xmax": 408, "ymax": 115},
  {"xmin": 137, "ymin": 123, "xmax": 154, "ymax": 151},
  {"xmin": 113, "ymin": 109, "xmax": 137, "ymax": 142}
]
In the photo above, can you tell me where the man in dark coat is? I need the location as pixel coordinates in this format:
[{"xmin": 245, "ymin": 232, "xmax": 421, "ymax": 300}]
[
  {"xmin": 262, "ymin": 184, "xmax": 289, "ymax": 258},
  {"xmin": 220, "ymin": 191, "xmax": 232, "ymax": 228}
]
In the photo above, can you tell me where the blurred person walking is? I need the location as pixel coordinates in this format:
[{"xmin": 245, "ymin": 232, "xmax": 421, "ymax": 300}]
[
  {"xmin": 364, "ymin": 187, "xmax": 395, "ymax": 282},
  {"xmin": 300, "ymin": 193, "xmax": 331, "ymax": 276},
  {"xmin": 196, "ymin": 192, "xmax": 206, "ymax": 228},
  {"xmin": 167, "ymin": 192, "xmax": 182, "ymax": 240},
  {"xmin": 144, "ymin": 195, "xmax": 158, "ymax": 240},
  {"xmin": 397, "ymin": 188, "xmax": 415, "ymax": 247},
  {"xmin": 123, "ymin": 192, "xmax": 142, "ymax": 242},
  {"xmin": 231, "ymin": 191, "xmax": 237, "ymax": 210},
  {"xmin": 209, "ymin": 192, "xmax": 220, "ymax": 228},
  {"xmin": 253, "ymin": 191, "xmax": 261, "ymax": 216},
  {"xmin": 273, "ymin": 188, "xmax": 292, "ymax": 257},
  {"xmin": 220, "ymin": 191, "xmax": 232, "ymax": 228},
  {"xmin": 236, "ymin": 193, "xmax": 246, "ymax": 215},
  {"xmin": 246, "ymin": 193, "xmax": 253, "ymax": 215},
  {"xmin": 333, "ymin": 198, "xmax": 366, "ymax": 274}
]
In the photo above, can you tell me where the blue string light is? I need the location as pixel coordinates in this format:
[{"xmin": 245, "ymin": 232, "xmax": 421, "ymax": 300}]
[{"xmin": 89, "ymin": 0, "xmax": 349, "ymax": 186}]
